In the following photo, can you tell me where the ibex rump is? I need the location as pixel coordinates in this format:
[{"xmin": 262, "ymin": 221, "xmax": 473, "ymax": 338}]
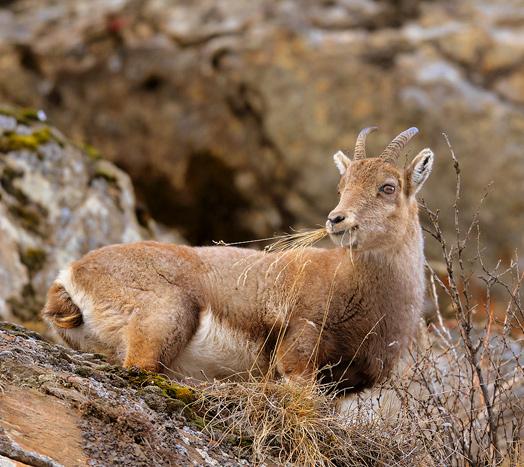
[{"xmin": 43, "ymin": 127, "xmax": 434, "ymax": 395}]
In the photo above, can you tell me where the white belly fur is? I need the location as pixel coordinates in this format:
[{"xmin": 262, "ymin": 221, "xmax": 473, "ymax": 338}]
[{"xmin": 172, "ymin": 308, "xmax": 266, "ymax": 381}]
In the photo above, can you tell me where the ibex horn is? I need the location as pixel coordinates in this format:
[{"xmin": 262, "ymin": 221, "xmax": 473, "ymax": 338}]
[
  {"xmin": 353, "ymin": 126, "xmax": 378, "ymax": 160},
  {"xmin": 380, "ymin": 127, "xmax": 419, "ymax": 162}
]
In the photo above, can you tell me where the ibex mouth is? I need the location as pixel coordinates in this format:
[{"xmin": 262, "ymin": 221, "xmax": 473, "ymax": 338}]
[{"xmin": 329, "ymin": 230, "xmax": 359, "ymax": 249}]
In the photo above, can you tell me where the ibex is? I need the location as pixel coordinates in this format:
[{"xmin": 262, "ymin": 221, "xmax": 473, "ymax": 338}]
[{"xmin": 43, "ymin": 127, "xmax": 433, "ymax": 395}]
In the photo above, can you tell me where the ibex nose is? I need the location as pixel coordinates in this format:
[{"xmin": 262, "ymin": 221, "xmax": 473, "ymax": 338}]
[
  {"xmin": 327, "ymin": 211, "xmax": 359, "ymax": 231},
  {"xmin": 328, "ymin": 214, "xmax": 346, "ymax": 225}
]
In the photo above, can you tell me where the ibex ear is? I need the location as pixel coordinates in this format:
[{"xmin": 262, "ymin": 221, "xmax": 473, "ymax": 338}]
[
  {"xmin": 333, "ymin": 150, "xmax": 351, "ymax": 175},
  {"xmin": 406, "ymin": 148, "xmax": 434, "ymax": 196}
]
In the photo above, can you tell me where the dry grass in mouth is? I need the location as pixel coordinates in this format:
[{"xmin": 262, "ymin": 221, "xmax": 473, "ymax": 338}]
[
  {"xmin": 264, "ymin": 227, "xmax": 328, "ymax": 252},
  {"xmin": 221, "ymin": 227, "xmax": 329, "ymax": 289},
  {"xmin": 213, "ymin": 227, "xmax": 328, "ymax": 253},
  {"xmin": 219, "ymin": 227, "xmax": 327, "ymax": 290}
]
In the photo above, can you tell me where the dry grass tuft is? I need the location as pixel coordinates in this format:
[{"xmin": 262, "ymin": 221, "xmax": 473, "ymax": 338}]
[{"xmin": 191, "ymin": 375, "xmax": 431, "ymax": 466}]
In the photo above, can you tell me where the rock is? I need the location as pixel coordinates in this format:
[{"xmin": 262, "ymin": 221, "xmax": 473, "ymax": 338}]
[
  {"xmin": 0, "ymin": 108, "xmax": 173, "ymax": 331},
  {"xmin": 482, "ymin": 29, "xmax": 524, "ymax": 73},
  {"xmin": 0, "ymin": 321, "xmax": 249, "ymax": 466},
  {"xmin": 495, "ymin": 72, "xmax": 524, "ymax": 105},
  {"xmin": 437, "ymin": 25, "xmax": 492, "ymax": 66},
  {"xmin": 0, "ymin": 0, "xmax": 523, "ymax": 263}
]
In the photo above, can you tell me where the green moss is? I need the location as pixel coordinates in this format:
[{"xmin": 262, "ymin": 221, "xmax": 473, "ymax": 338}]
[
  {"xmin": 0, "ymin": 108, "xmax": 18, "ymax": 119},
  {"xmin": 0, "ymin": 322, "xmax": 21, "ymax": 332},
  {"xmin": 0, "ymin": 107, "xmax": 46, "ymax": 124},
  {"xmin": 83, "ymin": 143, "xmax": 103, "ymax": 161},
  {"xmin": 0, "ymin": 321, "xmax": 44, "ymax": 341},
  {"xmin": 93, "ymin": 164, "xmax": 118, "ymax": 184},
  {"xmin": 92, "ymin": 354, "xmax": 108, "ymax": 362},
  {"xmin": 127, "ymin": 371, "xmax": 212, "ymax": 429},
  {"xmin": 0, "ymin": 127, "xmax": 53, "ymax": 153},
  {"xmin": 18, "ymin": 108, "xmax": 44, "ymax": 121},
  {"xmin": 190, "ymin": 413, "xmax": 207, "ymax": 429},
  {"xmin": 128, "ymin": 370, "xmax": 196, "ymax": 405},
  {"xmin": 20, "ymin": 248, "xmax": 47, "ymax": 273}
]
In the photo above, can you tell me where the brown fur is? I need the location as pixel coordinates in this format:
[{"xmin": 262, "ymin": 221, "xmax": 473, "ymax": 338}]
[
  {"xmin": 42, "ymin": 129, "xmax": 434, "ymax": 395},
  {"xmin": 43, "ymin": 283, "xmax": 83, "ymax": 329}
]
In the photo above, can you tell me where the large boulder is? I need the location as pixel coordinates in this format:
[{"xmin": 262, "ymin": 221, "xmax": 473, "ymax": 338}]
[
  {"xmin": 0, "ymin": 108, "xmax": 178, "ymax": 331},
  {"xmin": 0, "ymin": 0, "xmax": 522, "ymax": 261}
]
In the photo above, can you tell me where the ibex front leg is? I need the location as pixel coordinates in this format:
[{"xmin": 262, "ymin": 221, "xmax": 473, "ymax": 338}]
[{"xmin": 275, "ymin": 318, "xmax": 323, "ymax": 383}]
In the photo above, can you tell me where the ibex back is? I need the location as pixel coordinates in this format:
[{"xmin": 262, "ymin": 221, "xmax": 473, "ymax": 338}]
[{"xmin": 43, "ymin": 127, "xmax": 434, "ymax": 395}]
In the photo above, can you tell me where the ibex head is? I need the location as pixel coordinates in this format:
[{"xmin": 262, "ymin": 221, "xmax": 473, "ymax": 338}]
[{"xmin": 326, "ymin": 127, "xmax": 434, "ymax": 251}]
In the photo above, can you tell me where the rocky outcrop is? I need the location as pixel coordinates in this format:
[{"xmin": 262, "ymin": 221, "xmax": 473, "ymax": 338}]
[
  {"xmin": 0, "ymin": 109, "xmax": 182, "ymax": 331},
  {"xmin": 0, "ymin": 0, "xmax": 523, "ymax": 262},
  {"xmin": 0, "ymin": 321, "xmax": 247, "ymax": 466}
]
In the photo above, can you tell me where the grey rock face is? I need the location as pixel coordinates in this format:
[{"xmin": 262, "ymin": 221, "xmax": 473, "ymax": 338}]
[{"xmin": 0, "ymin": 110, "xmax": 149, "ymax": 328}]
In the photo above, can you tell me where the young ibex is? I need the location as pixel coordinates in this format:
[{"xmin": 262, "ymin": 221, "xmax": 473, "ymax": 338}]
[{"xmin": 43, "ymin": 127, "xmax": 433, "ymax": 395}]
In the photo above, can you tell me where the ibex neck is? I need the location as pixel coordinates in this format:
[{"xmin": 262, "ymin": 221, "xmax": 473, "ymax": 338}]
[{"xmin": 350, "ymin": 218, "xmax": 425, "ymax": 290}]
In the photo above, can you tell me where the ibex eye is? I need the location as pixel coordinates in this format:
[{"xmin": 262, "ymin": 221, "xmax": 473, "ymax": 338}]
[{"xmin": 380, "ymin": 184, "xmax": 396, "ymax": 195}]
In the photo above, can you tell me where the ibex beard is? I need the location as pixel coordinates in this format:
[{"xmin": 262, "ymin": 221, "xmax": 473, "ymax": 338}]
[{"xmin": 43, "ymin": 127, "xmax": 434, "ymax": 397}]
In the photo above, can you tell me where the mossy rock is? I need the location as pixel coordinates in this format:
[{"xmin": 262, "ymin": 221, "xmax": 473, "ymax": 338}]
[
  {"xmin": 74, "ymin": 366, "xmax": 95, "ymax": 378},
  {"xmin": 0, "ymin": 107, "xmax": 46, "ymax": 125},
  {"xmin": 82, "ymin": 143, "xmax": 103, "ymax": 161},
  {"xmin": 127, "ymin": 369, "xmax": 197, "ymax": 405},
  {"xmin": 0, "ymin": 127, "xmax": 53, "ymax": 153},
  {"xmin": 93, "ymin": 161, "xmax": 119, "ymax": 185},
  {"xmin": 0, "ymin": 321, "xmax": 44, "ymax": 341}
]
